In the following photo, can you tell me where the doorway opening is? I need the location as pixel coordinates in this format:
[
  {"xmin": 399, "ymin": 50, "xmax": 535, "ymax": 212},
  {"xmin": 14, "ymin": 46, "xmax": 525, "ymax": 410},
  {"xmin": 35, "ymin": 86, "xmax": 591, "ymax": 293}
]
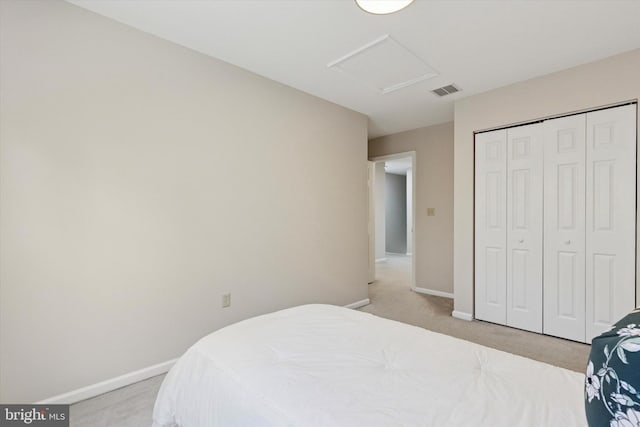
[{"xmin": 368, "ymin": 152, "xmax": 416, "ymax": 290}]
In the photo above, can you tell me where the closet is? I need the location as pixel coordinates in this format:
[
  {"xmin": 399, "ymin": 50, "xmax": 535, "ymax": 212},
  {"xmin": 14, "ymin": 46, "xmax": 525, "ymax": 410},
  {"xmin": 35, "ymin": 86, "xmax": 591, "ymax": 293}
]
[{"xmin": 474, "ymin": 104, "xmax": 637, "ymax": 343}]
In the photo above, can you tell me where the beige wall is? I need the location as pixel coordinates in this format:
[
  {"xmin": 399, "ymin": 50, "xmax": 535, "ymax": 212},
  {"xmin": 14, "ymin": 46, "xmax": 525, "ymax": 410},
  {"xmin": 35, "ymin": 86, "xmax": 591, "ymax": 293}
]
[
  {"xmin": 0, "ymin": 0, "xmax": 368, "ymax": 402},
  {"xmin": 369, "ymin": 122, "xmax": 454, "ymax": 294},
  {"xmin": 453, "ymin": 48, "xmax": 640, "ymax": 318}
]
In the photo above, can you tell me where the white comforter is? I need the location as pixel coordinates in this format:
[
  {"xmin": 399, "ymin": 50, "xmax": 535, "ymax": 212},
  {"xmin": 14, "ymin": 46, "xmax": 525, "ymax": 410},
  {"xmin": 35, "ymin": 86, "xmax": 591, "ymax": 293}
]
[{"xmin": 153, "ymin": 304, "xmax": 586, "ymax": 426}]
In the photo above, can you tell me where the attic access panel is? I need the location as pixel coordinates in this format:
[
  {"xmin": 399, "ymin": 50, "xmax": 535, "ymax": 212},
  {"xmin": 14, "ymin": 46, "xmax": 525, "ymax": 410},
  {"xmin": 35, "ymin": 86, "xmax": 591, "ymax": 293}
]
[{"xmin": 328, "ymin": 35, "xmax": 438, "ymax": 94}]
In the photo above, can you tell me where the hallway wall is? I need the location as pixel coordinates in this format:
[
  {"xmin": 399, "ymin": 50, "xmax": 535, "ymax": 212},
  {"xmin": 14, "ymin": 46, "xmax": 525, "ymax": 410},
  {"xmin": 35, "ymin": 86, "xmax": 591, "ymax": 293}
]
[{"xmin": 385, "ymin": 173, "xmax": 407, "ymax": 254}]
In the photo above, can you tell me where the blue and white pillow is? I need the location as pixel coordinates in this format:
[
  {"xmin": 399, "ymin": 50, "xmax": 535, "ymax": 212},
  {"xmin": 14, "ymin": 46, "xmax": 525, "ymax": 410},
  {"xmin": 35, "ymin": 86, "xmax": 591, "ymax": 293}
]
[{"xmin": 586, "ymin": 308, "xmax": 640, "ymax": 427}]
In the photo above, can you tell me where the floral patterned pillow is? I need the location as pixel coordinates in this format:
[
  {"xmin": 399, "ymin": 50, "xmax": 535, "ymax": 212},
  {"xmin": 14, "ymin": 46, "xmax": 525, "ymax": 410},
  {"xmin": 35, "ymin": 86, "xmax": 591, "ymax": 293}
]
[{"xmin": 586, "ymin": 308, "xmax": 640, "ymax": 427}]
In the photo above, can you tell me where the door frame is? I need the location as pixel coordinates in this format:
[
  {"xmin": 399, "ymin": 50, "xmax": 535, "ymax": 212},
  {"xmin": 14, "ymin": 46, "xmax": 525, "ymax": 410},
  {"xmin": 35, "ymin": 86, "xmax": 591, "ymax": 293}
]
[
  {"xmin": 369, "ymin": 151, "xmax": 417, "ymax": 290},
  {"xmin": 367, "ymin": 161, "xmax": 375, "ymax": 284}
]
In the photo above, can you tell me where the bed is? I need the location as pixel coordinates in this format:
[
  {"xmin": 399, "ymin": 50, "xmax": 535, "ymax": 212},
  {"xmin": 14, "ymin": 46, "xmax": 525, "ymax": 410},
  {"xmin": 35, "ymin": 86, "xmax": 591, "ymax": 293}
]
[{"xmin": 152, "ymin": 304, "xmax": 586, "ymax": 426}]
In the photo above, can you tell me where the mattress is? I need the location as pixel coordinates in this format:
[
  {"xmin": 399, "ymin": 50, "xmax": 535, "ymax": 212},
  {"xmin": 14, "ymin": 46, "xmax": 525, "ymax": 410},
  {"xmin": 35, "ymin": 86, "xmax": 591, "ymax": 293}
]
[{"xmin": 153, "ymin": 304, "xmax": 586, "ymax": 426}]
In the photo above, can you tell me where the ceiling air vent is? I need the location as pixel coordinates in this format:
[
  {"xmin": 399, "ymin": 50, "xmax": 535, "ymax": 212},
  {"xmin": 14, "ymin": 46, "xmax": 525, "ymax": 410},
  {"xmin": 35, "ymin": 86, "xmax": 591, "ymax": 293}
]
[{"xmin": 432, "ymin": 84, "xmax": 460, "ymax": 97}]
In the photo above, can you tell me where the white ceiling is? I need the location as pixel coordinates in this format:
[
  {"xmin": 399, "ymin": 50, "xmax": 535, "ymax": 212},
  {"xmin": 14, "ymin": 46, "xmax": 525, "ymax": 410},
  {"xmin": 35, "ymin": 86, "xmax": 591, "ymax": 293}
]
[
  {"xmin": 385, "ymin": 158, "xmax": 412, "ymax": 175},
  {"xmin": 68, "ymin": 0, "xmax": 640, "ymax": 138}
]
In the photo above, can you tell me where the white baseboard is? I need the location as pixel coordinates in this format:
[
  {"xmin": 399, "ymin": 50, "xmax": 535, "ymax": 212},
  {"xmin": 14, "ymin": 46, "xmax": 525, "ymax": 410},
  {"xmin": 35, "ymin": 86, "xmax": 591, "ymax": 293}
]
[
  {"xmin": 344, "ymin": 298, "xmax": 370, "ymax": 309},
  {"xmin": 38, "ymin": 299, "xmax": 372, "ymax": 405},
  {"xmin": 375, "ymin": 258, "xmax": 387, "ymax": 263},
  {"xmin": 37, "ymin": 358, "xmax": 177, "ymax": 405},
  {"xmin": 413, "ymin": 287, "xmax": 453, "ymax": 299},
  {"xmin": 452, "ymin": 310, "xmax": 473, "ymax": 321}
]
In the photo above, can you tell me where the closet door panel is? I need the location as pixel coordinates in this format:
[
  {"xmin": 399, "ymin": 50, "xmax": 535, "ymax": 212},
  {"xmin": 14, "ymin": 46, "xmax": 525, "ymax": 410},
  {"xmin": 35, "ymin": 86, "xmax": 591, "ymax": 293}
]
[
  {"xmin": 585, "ymin": 104, "xmax": 637, "ymax": 343},
  {"xmin": 475, "ymin": 129, "xmax": 507, "ymax": 325},
  {"xmin": 506, "ymin": 124, "xmax": 543, "ymax": 333},
  {"xmin": 543, "ymin": 115, "xmax": 586, "ymax": 342}
]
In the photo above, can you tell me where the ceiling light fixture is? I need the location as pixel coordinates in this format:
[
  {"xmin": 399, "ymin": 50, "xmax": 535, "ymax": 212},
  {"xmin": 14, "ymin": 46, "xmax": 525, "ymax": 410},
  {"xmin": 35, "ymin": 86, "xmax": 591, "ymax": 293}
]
[{"xmin": 355, "ymin": 0, "xmax": 415, "ymax": 15}]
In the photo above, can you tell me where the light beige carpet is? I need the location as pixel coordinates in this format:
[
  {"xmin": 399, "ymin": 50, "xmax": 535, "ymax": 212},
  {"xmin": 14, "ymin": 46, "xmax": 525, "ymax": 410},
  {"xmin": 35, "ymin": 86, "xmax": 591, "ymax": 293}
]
[
  {"xmin": 71, "ymin": 374, "xmax": 163, "ymax": 427},
  {"xmin": 361, "ymin": 254, "xmax": 590, "ymax": 373},
  {"xmin": 70, "ymin": 254, "xmax": 589, "ymax": 426}
]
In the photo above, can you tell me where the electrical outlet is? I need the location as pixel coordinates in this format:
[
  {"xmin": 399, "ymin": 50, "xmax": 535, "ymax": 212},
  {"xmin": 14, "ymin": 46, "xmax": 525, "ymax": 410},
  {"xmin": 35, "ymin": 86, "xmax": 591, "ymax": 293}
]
[{"xmin": 222, "ymin": 293, "xmax": 231, "ymax": 308}]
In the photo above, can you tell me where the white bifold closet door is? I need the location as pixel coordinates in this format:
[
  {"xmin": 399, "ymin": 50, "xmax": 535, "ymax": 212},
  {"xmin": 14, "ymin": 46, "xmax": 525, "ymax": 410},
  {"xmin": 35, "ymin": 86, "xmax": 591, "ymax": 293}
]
[
  {"xmin": 475, "ymin": 129, "xmax": 507, "ymax": 325},
  {"xmin": 543, "ymin": 105, "xmax": 636, "ymax": 343},
  {"xmin": 543, "ymin": 115, "xmax": 587, "ymax": 342},
  {"xmin": 506, "ymin": 124, "xmax": 543, "ymax": 333},
  {"xmin": 475, "ymin": 125, "xmax": 543, "ymax": 331},
  {"xmin": 477, "ymin": 104, "xmax": 636, "ymax": 343},
  {"xmin": 584, "ymin": 105, "xmax": 637, "ymax": 343}
]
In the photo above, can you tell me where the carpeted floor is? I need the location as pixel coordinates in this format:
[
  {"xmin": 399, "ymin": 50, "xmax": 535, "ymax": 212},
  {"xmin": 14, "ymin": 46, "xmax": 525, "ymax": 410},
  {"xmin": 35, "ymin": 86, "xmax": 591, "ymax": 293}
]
[
  {"xmin": 360, "ymin": 254, "xmax": 590, "ymax": 373},
  {"xmin": 71, "ymin": 374, "xmax": 163, "ymax": 427},
  {"xmin": 70, "ymin": 254, "xmax": 589, "ymax": 426}
]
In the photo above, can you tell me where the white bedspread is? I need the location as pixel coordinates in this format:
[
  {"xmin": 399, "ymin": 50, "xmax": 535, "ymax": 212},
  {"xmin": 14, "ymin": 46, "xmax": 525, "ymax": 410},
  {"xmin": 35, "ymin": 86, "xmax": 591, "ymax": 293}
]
[{"xmin": 153, "ymin": 304, "xmax": 586, "ymax": 426}]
